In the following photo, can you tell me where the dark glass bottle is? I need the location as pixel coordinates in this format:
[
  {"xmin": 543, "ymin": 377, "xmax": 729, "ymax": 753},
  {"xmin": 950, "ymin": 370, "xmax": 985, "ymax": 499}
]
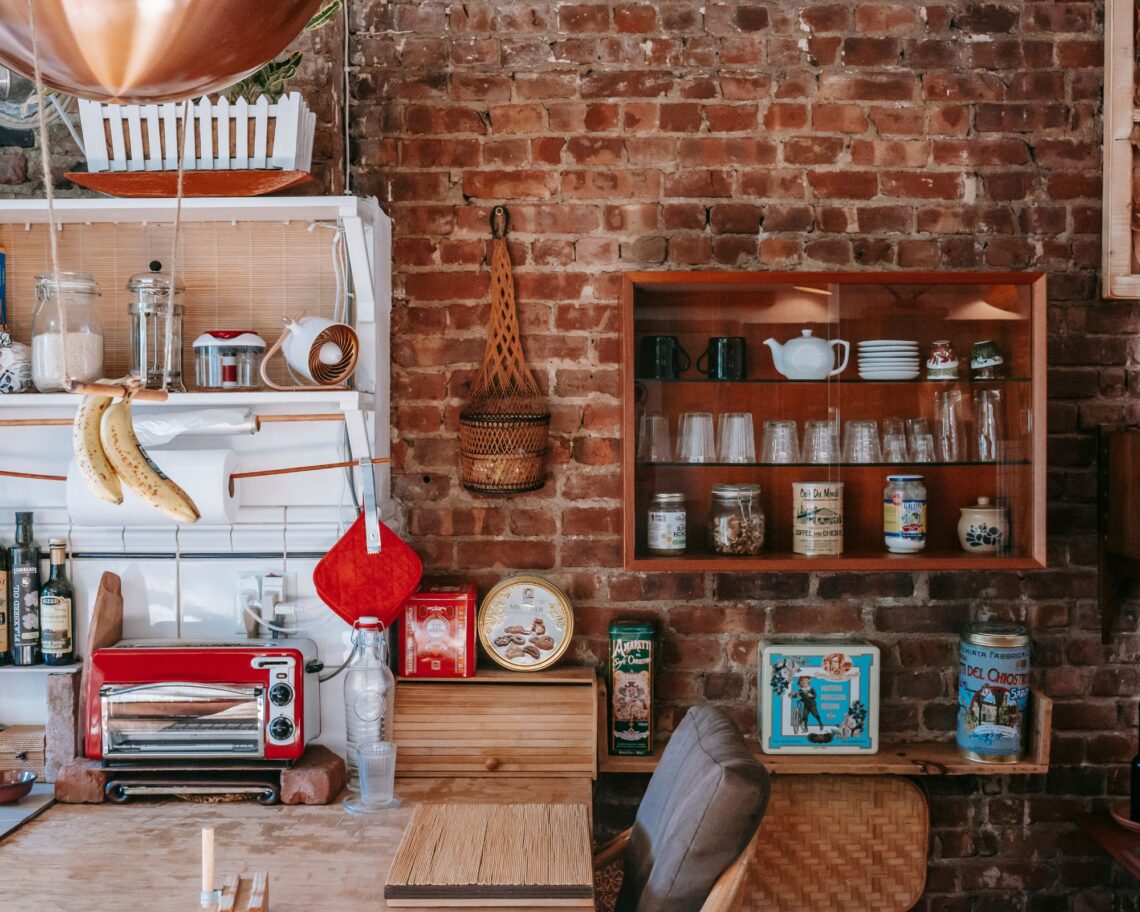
[
  {"xmin": 8, "ymin": 512, "xmax": 41, "ymax": 666},
  {"xmin": 0, "ymin": 544, "xmax": 9, "ymax": 665},
  {"xmin": 40, "ymin": 539, "xmax": 74, "ymax": 666},
  {"xmin": 1132, "ymin": 714, "xmax": 1140, "ymax": 823}
]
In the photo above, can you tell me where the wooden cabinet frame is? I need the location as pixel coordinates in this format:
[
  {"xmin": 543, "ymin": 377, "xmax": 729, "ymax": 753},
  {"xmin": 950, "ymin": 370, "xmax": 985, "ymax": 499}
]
[
  {"xmin": 620, "ymin": 271, "xmax": 1047, "ymax": 573},
  {"xmin": 1103, "ymin": 0, "xmax": 1140, "ymax": 298}
]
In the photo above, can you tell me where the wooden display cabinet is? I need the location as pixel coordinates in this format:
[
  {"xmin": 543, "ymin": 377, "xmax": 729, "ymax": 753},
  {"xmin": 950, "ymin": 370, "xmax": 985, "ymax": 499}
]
[{"xmin": 621, "ymin": 272, "xmax": 1047, "ymax": 572}]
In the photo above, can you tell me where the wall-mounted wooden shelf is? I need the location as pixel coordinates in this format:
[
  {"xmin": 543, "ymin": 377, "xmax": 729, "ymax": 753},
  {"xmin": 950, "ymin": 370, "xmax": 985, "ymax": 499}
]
[
  {"xmin": 620, "ymin": 271, "xmax": 1048, "ymax": 573},
  {"xmin": 597, "ymin": 682, "xmax": 1051, "ymax": 777}
]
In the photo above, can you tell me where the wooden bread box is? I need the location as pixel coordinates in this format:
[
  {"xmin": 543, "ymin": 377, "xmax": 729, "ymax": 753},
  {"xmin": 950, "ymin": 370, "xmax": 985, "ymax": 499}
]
[
  {"xmin": 0, "ymin": 725, "xmax": 46, "ymax": 778},
  {"xmin": 393, "ymin": 667, "xmax": 597, "ymax": 779}
]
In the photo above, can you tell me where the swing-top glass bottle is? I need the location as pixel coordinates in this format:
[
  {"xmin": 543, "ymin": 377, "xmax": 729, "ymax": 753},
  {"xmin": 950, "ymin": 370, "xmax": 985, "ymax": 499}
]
[{"xmin": 343, "ymin": 616, "xmax": 395, "ymax": 791}]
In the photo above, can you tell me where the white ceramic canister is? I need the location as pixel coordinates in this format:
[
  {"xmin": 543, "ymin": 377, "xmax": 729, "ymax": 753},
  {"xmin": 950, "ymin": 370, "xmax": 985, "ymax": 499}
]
[
  {"xmin": 792, "ymin": 481, "xmax": 844, "ymax": 555},
  {"xmin": 957, "ymin": 497, "xmax": 1009, "ymax": 554}
]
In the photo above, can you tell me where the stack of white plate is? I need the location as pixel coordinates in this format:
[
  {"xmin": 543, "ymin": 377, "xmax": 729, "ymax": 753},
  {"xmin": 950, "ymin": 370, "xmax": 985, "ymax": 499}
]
[{"xmin": 858, "ymin": 340, "xmax": 920, "ymax": 380}]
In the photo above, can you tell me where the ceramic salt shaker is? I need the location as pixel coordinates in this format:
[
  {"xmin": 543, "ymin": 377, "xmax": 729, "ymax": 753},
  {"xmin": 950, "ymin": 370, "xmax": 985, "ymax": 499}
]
[{"xmin": 957, "ymin": 497, "xmax": 1009, "ymax": 554}]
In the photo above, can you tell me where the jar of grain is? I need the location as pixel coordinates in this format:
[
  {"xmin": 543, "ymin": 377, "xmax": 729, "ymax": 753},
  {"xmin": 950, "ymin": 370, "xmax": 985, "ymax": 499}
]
[
  {"xmin": 31, "ymin": 272, "xmax": 103, "ymax": 392},
  {"xmin": 708, "ymin": 483, "xmax": 765, "ymax": 555}
]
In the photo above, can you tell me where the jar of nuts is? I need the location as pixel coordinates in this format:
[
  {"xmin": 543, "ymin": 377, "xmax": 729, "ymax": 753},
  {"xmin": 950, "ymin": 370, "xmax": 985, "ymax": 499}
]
[{"xmin": 708, "ymin": 483, "xmax": 765, "ymax": 555}]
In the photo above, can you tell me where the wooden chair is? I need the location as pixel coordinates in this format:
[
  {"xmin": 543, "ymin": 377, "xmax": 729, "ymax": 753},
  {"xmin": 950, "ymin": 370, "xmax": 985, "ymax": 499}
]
[{"xmin": 593, "ymin": 825, "xmax": 760, "ymax": 912}]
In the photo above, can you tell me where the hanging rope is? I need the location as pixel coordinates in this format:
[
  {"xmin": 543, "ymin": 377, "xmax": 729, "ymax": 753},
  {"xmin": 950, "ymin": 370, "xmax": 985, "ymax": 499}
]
[{"xmin": 26, "ymin": 0, "xmax": 68, "ymax": 381}]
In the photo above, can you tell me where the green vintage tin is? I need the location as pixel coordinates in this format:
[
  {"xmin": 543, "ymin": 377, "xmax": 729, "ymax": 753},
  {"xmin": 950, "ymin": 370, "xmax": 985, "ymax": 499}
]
[{"xmin": 608, "ymin": 620, "xmax": 656, "ymax": 756}]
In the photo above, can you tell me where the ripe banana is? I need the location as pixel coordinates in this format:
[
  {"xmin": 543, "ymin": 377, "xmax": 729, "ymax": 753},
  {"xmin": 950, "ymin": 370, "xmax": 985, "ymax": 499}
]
[
  {"xmin": 100, "ymin": 396, "xmax": 201, "ymax": 524},
  {"xmin": 72, "ymin": 393, "xmax": 123, "ymax": 505}
]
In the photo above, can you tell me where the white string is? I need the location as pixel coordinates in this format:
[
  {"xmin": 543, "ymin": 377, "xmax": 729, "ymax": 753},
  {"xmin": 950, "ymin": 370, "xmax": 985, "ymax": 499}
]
[
  {"xmin": 26, "ymin": 0, "xmax": 67, "ymax": 382},
  {"xmin": 162, "ymin": 100, "xmax": 189, "ymax": 391}
]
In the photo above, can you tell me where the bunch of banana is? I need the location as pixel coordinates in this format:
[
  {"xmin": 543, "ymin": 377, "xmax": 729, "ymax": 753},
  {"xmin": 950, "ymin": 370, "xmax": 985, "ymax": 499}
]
[{"xmin": 73, "ymin": 389, "xmax": 200, "ymax": 524}]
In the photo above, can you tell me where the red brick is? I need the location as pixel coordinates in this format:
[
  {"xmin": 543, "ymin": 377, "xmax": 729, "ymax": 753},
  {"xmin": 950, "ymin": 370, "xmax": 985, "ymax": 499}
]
[
  {"xmin": 812, "ymin": 103, "xmax": 868, "ymax": 132},
  {"xmin": 562, "ymin": 168, "xmax": 661, "ymax": 198},
  {"xmin": 515, "ymin": 71, "xmax": 579, "ymax": 100},
  {"xmin": 489, "ymin": 104, "xmax": 544, "ymax": 133},
  {"xmin": 659, "ymin": 103, "xmax": 702, "ymax": 131},
  {"xmin": 463, "ymin": 169, "xmax": 558, "ymax": 199},
  {"xmin": 880, "ymin": 171, "xmax": 963, "ymax": 199},
  {"xmin": 801, "ymin": 4, "xmax": 852, "ymax": 31},
  {"xmin": 705, "ymin": 104, "xmax": 759, "ymax": 132},
  {"xmin": 567, "ymin": 136, "xmax": 624, "ymax": 163},
  {"xmin": 558, "ymin": 4, "xmax": 610, "ymax": 32},
  {"xmin": 808, "ymin": 171, "xmax": 879, "ymax": 199},
  {"xmin": 841, "ymin": 37, "xmax": 900, "ymax": 65},
  {"xmin": 614, "ymin": 3, "xmax": 656, "ymax": 32},
  {"xmin": 784, "ymin": 136, "xmax": 845, "ymax": 164},
  {"xmin": 452, "ymin": 72, "xmax": 512, "ymax": 102},
  {"xmin": 581, "ymin": 70, "xmax": 673, "ymax": 98},
  {"xmin": 854, "ymin": 3, "xmax": 920, "ymax": 32},
  {"xmin": 763, "ymin": 103, "xmax": 808, "ymax": 130},
  {"xmin": 819, "ymin": 72, "xmax": 916, "ymax": 101},
  {"xmin": 678, "ymin": 137, "xmax": 776, "ymax": 166}
]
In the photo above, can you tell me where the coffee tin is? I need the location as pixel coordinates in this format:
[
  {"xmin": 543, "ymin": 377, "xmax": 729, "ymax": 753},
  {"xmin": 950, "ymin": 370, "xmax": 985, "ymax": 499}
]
[
  {"xmin": 608, "ymin": 620, "xmax": 656, "ymax": 756},
  {"xmin": 792, "ymin": 481, "xmax": 844, "ymax": 555},
  {"xmin": 957, "ymin": 622, "xmax": 1030, "ymax": 763}
]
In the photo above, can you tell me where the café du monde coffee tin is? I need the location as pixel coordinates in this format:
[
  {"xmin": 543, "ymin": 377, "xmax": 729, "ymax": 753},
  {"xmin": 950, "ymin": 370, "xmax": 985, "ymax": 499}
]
[
  {"xmin": 792, "ymin": 481, "xmax": 844, "ymax": 555},
  {"xmin": 608, "ymin": 620, "xmax": 656, "ymax": 756},
  {"xmin": 957, "ymin": 621, "xmax": 1030, "ymax": 763}
]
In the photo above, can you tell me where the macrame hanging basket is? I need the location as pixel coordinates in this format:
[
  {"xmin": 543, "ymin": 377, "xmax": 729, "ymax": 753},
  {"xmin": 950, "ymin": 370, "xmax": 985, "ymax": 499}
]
[{"xmin": 459, "ymin": 206, "xmax": 550, "ymax": 495}]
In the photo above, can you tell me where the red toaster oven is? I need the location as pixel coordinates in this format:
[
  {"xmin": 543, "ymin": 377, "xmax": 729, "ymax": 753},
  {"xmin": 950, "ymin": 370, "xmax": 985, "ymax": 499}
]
[{"xmin": 85, "ymin": 639, "xmax": 321, "ymax": 763}]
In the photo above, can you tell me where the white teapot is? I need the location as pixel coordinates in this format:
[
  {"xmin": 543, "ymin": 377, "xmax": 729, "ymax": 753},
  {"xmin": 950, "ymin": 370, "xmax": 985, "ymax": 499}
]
[{"xmin": 763, "ymin": 330, "xmax": 849, "ymax": 380}]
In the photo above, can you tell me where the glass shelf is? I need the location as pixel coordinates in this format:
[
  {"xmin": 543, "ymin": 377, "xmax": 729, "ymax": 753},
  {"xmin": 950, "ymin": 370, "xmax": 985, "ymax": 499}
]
[
  {"xmin": 635, "ymin": 377, "xmax": 1032, "ymax": 384},
  {"xmin": 637, "ymin": 460, "xmax": 1032, "ymax": 468}
]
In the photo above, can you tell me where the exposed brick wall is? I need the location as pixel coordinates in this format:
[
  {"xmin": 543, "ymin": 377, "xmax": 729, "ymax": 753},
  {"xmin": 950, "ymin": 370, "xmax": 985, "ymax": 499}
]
[{"xmin": 351, "ymin": 1, "xmax": 1135, "ymax": 905}]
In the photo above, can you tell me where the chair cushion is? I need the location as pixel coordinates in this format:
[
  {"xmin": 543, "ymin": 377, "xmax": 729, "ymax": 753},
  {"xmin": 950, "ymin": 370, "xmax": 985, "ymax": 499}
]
[{"xmin": 616, "ymin": 705, "xmax": 770, "ymax": 912}]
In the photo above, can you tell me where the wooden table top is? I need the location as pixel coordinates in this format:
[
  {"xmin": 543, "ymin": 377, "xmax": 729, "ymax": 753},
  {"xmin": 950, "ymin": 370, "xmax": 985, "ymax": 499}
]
[{"xmin": 0, "ymin": 778, "xmax": 593, "ymax": 912}]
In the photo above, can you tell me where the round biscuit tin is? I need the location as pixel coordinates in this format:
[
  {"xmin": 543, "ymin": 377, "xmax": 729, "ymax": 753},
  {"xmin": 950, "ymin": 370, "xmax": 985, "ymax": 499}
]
[
  {"xmin": 792, "ymin": 481, "xmax": 844, "ymax": 556},
  {"xmin": 957, "ymin": 621, "xmax": 1030, "ymax": 763}
]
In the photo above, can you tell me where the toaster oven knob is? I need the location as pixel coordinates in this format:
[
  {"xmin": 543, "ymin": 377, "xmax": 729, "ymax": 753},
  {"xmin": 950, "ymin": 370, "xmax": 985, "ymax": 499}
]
[
  {"xmin": 270, "ymin": 717, "xmax": 295, "ymax": 742},
  {"xmin": 269, "ymin": 683, "xmax": 294, "ymax": 707}
]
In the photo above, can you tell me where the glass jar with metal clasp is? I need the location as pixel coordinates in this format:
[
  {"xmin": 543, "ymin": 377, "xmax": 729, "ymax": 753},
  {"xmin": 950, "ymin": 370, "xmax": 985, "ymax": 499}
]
[{"xmin": 708, "ymin": 483, "xmax": 765, "ymax": 555}]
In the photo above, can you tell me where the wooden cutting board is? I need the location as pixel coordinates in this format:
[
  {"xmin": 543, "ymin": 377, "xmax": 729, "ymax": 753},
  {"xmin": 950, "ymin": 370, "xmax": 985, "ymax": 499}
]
[
  {"xmin": 384, "ymin": 803, "xmax": 594, "ymax": 908},
  {"xmin": 79, "ymin": 571, "xmax": 122, "ymax": 756}
]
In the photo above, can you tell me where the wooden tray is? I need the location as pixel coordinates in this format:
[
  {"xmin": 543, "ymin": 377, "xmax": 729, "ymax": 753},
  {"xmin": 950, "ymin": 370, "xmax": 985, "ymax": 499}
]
[{"xmin": 65, "ymin": 169, "xmax": 317, "ymax": 198}]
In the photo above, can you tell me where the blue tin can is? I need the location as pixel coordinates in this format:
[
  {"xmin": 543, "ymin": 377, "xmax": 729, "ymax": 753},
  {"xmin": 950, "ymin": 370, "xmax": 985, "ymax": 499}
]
[{"xmin": 957, "ymin": 622, "xmax": 1030, "ymax": 763}]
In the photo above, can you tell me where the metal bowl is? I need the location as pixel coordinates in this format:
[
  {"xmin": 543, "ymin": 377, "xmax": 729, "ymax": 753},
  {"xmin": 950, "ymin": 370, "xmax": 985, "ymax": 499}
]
[{"xmin": 0, "ymin": 770, "xmax": 36, "ymax": 804}]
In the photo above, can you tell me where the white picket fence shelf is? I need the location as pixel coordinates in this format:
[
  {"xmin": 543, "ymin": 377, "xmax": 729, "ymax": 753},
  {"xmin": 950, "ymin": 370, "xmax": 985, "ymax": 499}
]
[{"xmin": 77, "ymin": 93, "xmax": 315, "ymax": 173}]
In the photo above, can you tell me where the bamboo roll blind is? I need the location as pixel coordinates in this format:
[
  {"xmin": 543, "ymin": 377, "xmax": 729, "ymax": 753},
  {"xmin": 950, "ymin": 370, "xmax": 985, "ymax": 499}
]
[{"xmin": 0, "ymin": 221, "xmax": 343, "ymax": 385}]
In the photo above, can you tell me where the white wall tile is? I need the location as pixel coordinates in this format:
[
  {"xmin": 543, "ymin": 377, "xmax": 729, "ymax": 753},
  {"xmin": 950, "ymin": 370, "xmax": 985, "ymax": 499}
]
[{"xmin": 178, "ymin": 559, "xmax": 283, "ymax": 640}]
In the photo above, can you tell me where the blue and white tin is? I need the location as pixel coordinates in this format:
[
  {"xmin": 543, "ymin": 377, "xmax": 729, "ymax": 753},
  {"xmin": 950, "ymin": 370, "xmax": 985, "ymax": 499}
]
[
  {"xmin": 759, "ymin": 642, "xmax": 880, "ymax": 754},
  {"xmin": 957, "ymin": 622, "xmax": 1030, "ymax": 763}
]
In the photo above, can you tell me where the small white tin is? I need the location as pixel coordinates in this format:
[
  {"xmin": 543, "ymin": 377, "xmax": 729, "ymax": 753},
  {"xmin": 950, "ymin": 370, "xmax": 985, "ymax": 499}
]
[{"xmin": 759, "ymin": 641, "xmax": 880, "ymax": 755}]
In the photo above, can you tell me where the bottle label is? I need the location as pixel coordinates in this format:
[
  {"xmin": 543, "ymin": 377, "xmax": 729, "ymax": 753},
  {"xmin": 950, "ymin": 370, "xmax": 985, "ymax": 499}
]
[
  {"xmin": 41, "ymin": 594, "xmax": 72, "ymax": 655},
  {"xmin": 647, "ymin": 510, "xmax": 686, "ymax": 550},
  {"xmin": 0, "ymin": 568, "xmax": 8, "ymax": 652},
  {"xmin": 884, "ymin": 496, "xmax": 927, "ymax": 542},
  {"xmin": 11, "ymin": 565, "xmax": 40, "ymax": 648}
]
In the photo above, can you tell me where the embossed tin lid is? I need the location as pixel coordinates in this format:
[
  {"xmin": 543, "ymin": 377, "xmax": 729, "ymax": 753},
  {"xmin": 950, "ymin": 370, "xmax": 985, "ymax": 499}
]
[{"xmin": 962, "ymin": 621, "xmax": 1028, "ymax": 648}]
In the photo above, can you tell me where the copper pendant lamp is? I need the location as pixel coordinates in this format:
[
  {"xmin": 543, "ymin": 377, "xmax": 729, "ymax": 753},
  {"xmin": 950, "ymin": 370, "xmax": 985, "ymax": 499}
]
[{"xmin": 0, "ymin": 0, "xmax": 324, "ymax": 103}]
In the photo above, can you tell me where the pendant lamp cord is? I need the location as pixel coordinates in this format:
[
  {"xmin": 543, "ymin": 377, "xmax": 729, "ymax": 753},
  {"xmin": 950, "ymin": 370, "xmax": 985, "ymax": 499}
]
[
  {"xmin": 26, "ymin": 0, "xmax": 67, "ymax": 378},
  {"xmin": 163, "ymin": 101, "xmax": 189, "ymax": 391}
]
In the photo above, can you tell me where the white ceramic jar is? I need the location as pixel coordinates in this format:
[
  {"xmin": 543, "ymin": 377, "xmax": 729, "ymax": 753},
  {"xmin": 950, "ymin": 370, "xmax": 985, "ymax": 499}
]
[{"xmin": 957, "ymin": 497, "xmax": 1009, "ymax": 554}]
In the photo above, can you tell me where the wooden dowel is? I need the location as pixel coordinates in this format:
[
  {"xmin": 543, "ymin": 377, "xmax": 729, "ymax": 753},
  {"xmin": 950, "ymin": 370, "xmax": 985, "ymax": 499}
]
[
  {"xmin": 0, "ymin": 418, "xmax": 73, "ymax": 427},
  {"xmin": 255, "ymin": 414, "xmax": 346, "ymax": 427},
  {"xmin": 228, "ymin": 457, "xmax": 390, "ymax": 495},
  {"xmin": 67, "ymin": 380, "xmax": 169, "ymax": 402},
  {"xmin": 0, "ymin": 469, "xmax": 66, "ymax": 481}
]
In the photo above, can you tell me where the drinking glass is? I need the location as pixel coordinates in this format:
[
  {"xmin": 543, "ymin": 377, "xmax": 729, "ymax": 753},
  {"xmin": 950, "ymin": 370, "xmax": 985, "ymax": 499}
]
[
  {"xmin": 973, "ymin": 389, "xmax": 1004, "ymax": 462},
  {"xmin": 676, "ymin": 412, "xmax": 716, "ymax": 463},
  {"xmin": 803, "ymin": 419, "xmax": 840, "ymax": 465},
  {"xmin": 882, "ymin": 417, "xmax": 909, "ymax": 463},
  {"xmin": 842, "ymin": 420, "xmax": 881, "ymax": 463},
  {"xmin": 760, "ymin": 419, "xmax": 800, "ymax": 464},
  {"xmin": 716, "ymin": 412, "xmax": 756, "ymax": 463},
  {"xmin": 637, "ymin": 412, "xmax": 671, "ymax": 463},
  {"xmin": 907, "ymin": 418, "xmax": 936, "ymax": 463},
  {"xmin": 935, "ymin": 390, "xmax": 965, "ymax": 462},
  {"xmin": 344, "ymin": 741, "xmax": 400, "ymax": 813}
]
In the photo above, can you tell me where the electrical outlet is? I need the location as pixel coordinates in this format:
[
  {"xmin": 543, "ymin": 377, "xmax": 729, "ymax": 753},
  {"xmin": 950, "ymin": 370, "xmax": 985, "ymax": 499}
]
[{"xmin": 235, "ymin": 573, "xmax": 261, "ymax": 637}]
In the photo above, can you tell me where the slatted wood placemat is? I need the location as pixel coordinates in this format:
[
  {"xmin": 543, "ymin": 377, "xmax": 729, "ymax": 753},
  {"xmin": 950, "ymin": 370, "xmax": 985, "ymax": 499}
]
[{"xmin": 385, "ymin": 803, "xmax": 594, "ymax": 908}]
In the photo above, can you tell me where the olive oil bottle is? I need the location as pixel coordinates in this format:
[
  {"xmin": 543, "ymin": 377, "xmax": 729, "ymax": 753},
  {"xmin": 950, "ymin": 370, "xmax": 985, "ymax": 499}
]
[
  {"xmin": 40, "ymin": 539, "xmax": 74, "ymax": 666},
  {"xmin": 8, "ymin": 512, "xmax": 41, "ymax": 665},
  {"xmin": 0, "ymin": 543, "xmax": 10, "ymax": 666}
]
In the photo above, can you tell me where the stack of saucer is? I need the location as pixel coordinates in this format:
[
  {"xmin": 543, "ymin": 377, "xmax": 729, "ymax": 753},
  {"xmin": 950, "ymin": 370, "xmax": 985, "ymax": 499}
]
[{"xmin": 858, "ymin": 340, "xmax": 920, "ymax": 380}]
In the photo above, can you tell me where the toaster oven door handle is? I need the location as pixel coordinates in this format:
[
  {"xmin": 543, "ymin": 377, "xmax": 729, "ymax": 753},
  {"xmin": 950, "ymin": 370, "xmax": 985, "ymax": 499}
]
[{"xmin": 102, "ymin": 682, "xmax": 262, "ymax": 700}]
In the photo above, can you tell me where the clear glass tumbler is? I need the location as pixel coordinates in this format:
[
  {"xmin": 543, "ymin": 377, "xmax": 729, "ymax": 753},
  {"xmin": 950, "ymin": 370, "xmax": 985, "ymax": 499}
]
[
  {"xmin": 760, "ymin": 420, "xmax": 800, "ymax": 463},
  {"xmin": 344, "ymin": 741, "xmax": 400, "ymax": 814},
  {"xmin": 676, "ymin": 412, "xmax": 716, "ymax": 463},
  {"xmin": 716, "ymin": 412, "xmax": 756, "ymax": 463},
  {"xmin": 842, "ymin": 420, "xmax": 881, "ymax": 463}
]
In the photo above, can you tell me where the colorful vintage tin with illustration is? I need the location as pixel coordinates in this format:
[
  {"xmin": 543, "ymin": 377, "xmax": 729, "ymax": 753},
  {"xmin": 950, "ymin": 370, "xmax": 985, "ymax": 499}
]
[
  {"xmin": 957, "ymin": 622, "xmax": 1030, "ymax": 763},
  {"xmin": 792, "ymin": 481, "xmax": 844, "ymax": 555},
  {"xmin": 608, "ymin": 620, "xmax": 656, "ymax": 756},
  {"xmin": 759, "ymin": 641, "xmax": 880, "ymax": 754}
]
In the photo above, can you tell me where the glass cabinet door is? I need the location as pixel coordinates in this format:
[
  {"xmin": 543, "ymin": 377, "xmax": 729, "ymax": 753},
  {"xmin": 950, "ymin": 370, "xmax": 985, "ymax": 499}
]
[{"xmin": 623, "ymin": 272, "xmax": 1045, "ymax": 571}]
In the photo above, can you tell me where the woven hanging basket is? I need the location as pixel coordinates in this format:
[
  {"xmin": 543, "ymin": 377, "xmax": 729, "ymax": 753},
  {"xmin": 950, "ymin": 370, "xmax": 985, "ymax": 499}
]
[{"xmin": 459, "ymin": 206, "xmax": 550, "ymax": 494}]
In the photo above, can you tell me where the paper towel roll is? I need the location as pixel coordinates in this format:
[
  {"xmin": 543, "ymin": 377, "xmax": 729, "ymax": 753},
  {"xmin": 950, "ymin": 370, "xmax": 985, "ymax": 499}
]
[{"xmin": 67, "ymin": 449, "xmax": 240, "ymax": 526}]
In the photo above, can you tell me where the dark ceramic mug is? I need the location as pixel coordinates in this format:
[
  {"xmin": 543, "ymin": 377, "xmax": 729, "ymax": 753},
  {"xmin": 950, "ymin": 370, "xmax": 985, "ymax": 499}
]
[
  {"xmin": 639, "ymin": 335, "xmax": 690, "ymax": 379},
  {"xmin": 697, "ymin": 336, "xmax": 746, "ymax": 381}
]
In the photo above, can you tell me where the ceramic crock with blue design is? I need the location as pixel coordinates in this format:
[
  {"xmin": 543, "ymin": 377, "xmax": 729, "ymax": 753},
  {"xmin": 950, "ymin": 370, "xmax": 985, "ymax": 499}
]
[{"xmin": 957, "ymin": 621, "xmax": 1030, "ymax": 763}]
